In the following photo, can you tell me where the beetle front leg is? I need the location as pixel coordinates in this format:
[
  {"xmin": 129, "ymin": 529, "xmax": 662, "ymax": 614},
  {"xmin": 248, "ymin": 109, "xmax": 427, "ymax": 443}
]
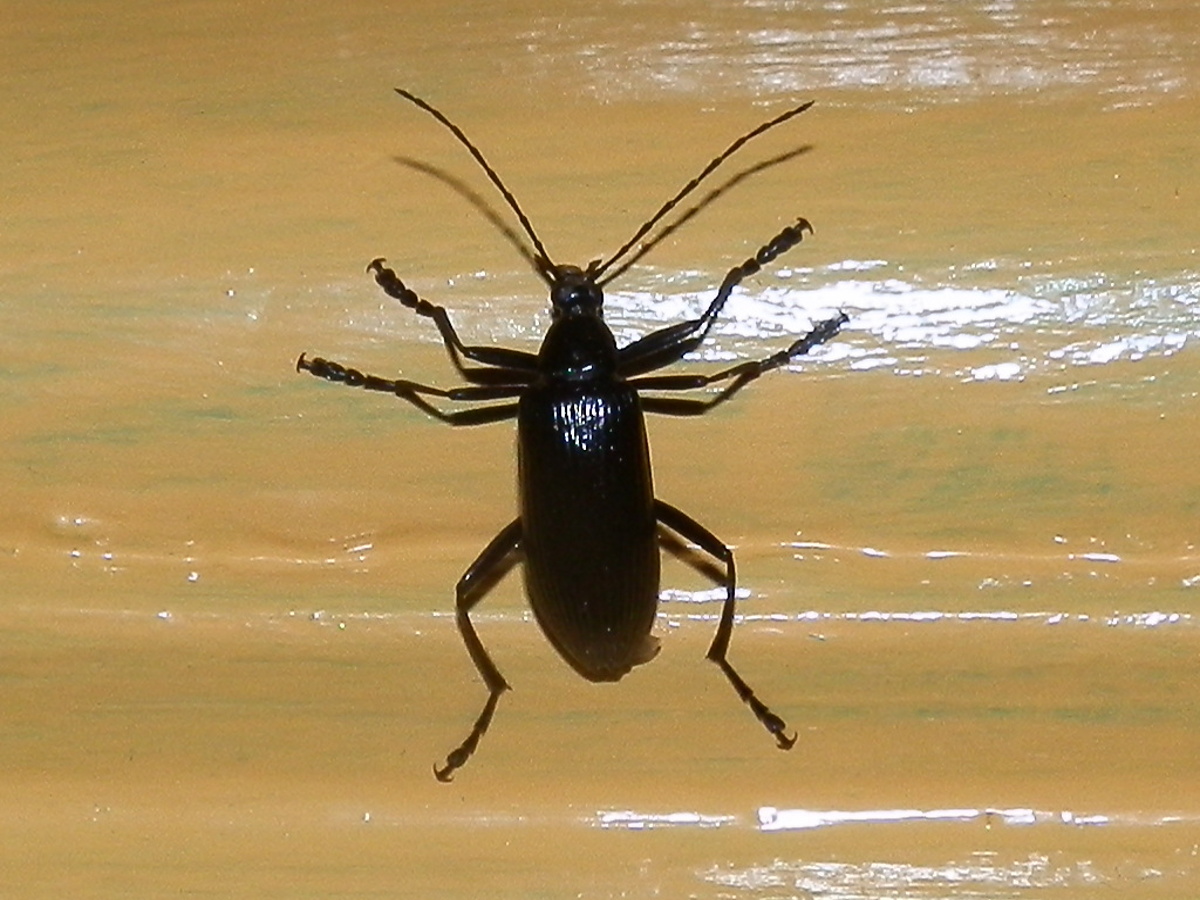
[
  {"xmin": 654, "ymin": 501, "xmax": 797, "ymax": 751},
  {"xmin": 618, "ymin": 218, "xmax": 813, "ymax": 378},
  {"xmin": 368, "ymin": 258, "xmax": 540, "ymax": 380},
  {"xmin": 435, "ymin": 518, "xmax": 523, "ymax": 782}
]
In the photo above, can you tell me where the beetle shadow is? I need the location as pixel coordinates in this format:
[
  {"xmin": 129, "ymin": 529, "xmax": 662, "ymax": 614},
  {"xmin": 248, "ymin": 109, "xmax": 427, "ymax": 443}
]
[
  {"xmin": 392, "ymin": 144, "xmax": 812, "ymax": 279},
  {"xmin": 392, "ymin": 155, "xmax": 546, "ymax": 276}
]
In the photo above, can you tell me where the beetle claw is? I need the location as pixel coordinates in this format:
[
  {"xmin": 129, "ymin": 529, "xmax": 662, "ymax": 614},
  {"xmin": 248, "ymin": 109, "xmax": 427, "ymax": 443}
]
[
  {"xmin": 433, "ymin": 744, "xmax": 473, "ymax": 783},
  {"xmin": 760, "ymin": 709, "xmax": 798, "ymax": 751}
]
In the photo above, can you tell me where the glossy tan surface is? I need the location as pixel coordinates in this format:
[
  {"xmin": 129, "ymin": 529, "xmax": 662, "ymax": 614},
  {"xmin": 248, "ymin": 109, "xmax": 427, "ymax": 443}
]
[{"xmin": 3, "ymin": 1, "xmax": 1199, "ymax": 897}]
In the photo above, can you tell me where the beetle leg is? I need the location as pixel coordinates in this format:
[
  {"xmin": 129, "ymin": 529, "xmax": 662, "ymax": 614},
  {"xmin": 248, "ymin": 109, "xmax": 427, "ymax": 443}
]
[
  {"xmin": 435, "ymin": 518, "xmax": 523, "ymax": 782},
  {"xmin": 617, "ymin": 219, "xmax": 813, "ymax": 378},
  {"xmin": 633, "ymin": 311, "xmax": 847, "ymax": 416},
  {"xmin": 368, "ymin": 258, "xmax": 540, "ymax": 382},
  {"xmin": 654, "ymin": 500, "xmax": 797, "ymax": 751},
  {"xmin": 296, "ymin": 353, "xmax": 522, "ymax": 425}
]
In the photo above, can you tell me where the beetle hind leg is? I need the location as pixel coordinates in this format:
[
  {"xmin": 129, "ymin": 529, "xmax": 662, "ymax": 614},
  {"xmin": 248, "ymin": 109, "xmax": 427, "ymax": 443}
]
[
  {"xmin": 655, "ymin": 500, "xmax": 797, "ymax": 750},
  {"xmin": 434, "ymin": 519, "xmax": 522, "ymax": 783},
  {"xmin": 706, "ymin": 580, "xmax": 799, "ymax": 751}
]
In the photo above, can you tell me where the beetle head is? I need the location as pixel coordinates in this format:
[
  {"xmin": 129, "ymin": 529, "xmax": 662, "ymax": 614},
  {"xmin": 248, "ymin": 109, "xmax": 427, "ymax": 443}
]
[{"xmin": 549, "ymin": 265, "xmax": 603, "ymax": 320}]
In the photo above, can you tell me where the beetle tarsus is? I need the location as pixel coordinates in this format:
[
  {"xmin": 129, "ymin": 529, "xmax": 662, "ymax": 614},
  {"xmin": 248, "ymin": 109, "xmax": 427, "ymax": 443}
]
[
  {"xmin": 754, "ymin": 694, "xmax": 799, "ymax": 750},
  {"xmin": 711, "ymin": 655, "xmax": 798, "ymax": 752},
  {"xmin": 368, "ymin": 257, "xmax": 423, "ymax": 312},
  {"xmin": 759, "ymin": 217, "xmax": 812, "ymax": 265},
  {"xmin": 434, "ymin": 687, "xmax": 506, "ymax": 782}
]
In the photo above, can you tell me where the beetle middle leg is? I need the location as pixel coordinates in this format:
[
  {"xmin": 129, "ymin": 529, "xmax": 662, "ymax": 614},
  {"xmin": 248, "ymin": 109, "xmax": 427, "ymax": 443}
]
[
  {"xmin": 435, "ymin": 518, "xmax": 523, "ymax": 782},
  {"xmin": 296, "ymin": 353, "xmax": 524, "ymax": 426},
  {"xmin": 633, "ymin": 310, "xmax": 847, "ymax": 416},
  {"xmin": 654, "ymin": 500, "xmax": 797, "ymax": 751}
]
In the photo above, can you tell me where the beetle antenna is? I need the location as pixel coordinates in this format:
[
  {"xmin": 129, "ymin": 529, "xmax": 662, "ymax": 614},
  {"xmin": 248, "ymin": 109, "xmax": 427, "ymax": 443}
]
[
  {"xmin": 394, "ymin": 89, "xmax": 556, "ymax": 285},
  {"xmin": 596, "ymin": 145, "xmax": 812, "ymax": 286},
  {"xmin": 593, "ymin": 100, "xmax": 814, "ymax": 285}
]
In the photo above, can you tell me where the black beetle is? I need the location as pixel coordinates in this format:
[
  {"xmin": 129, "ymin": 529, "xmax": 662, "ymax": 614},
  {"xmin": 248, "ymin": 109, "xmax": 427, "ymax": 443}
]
[{"xmin": 299, "ymin": 89, "xmax": 847, "ymax": 781}]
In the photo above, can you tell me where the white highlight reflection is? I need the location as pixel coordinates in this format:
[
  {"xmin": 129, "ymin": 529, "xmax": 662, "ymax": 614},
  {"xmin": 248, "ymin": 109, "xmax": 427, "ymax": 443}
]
[
  {"xmin": 756, "ymin": 805, "xmax": 1134, "ymax": 832},
  {"xmin": 592, "ymin": 805, "xmax": 1191, "ymax": 832},
  {"xmin": 707, "ymin": 851, "xmax": 1114, "ymax": 897},
  {"xmin": 603, "ymin": 260, "xmax": 1198, "ymax": 381}
]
